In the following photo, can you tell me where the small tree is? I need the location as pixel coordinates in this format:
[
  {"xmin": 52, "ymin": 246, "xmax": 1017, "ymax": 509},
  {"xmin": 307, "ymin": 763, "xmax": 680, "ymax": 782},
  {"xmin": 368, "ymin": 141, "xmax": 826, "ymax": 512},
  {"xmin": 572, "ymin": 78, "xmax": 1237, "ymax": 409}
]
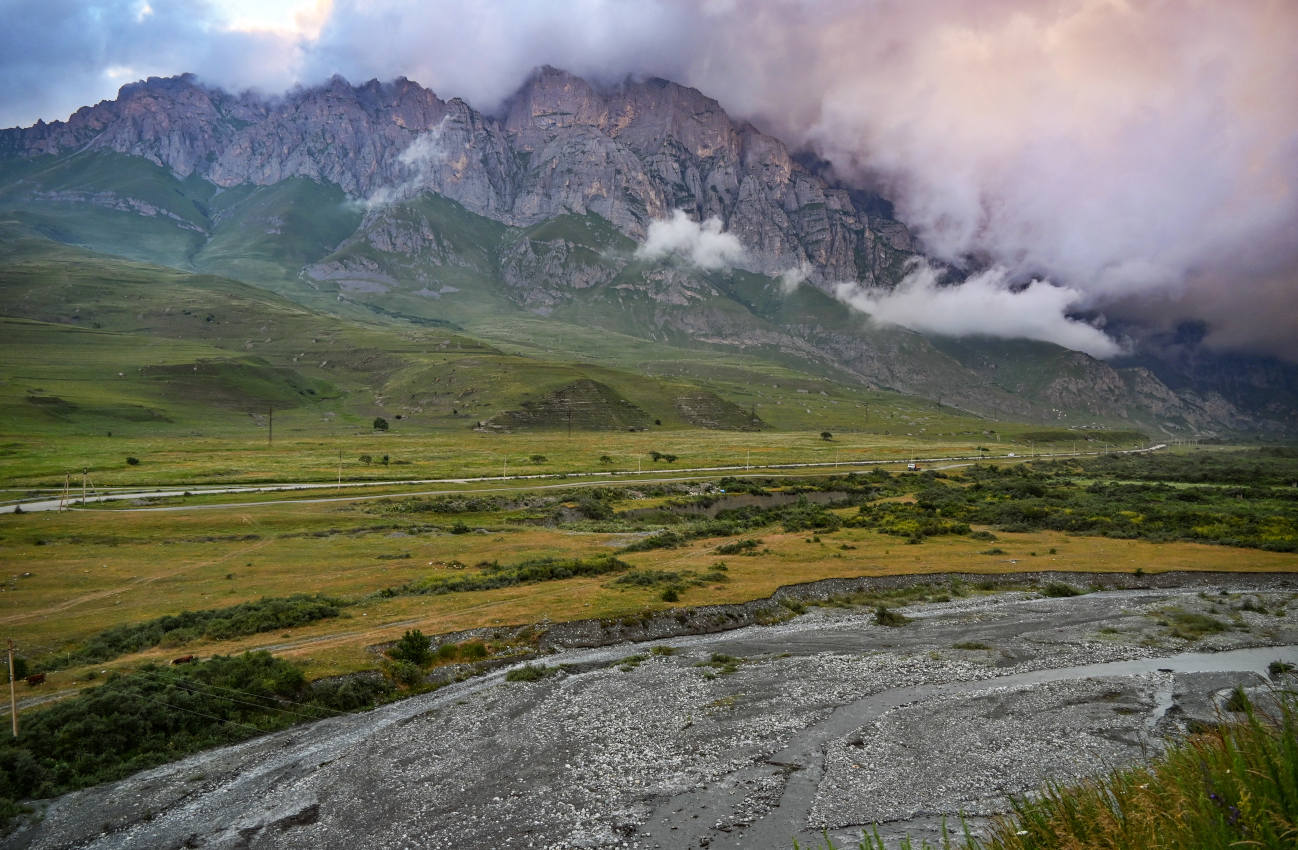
[
  {"xmin": 373, "ymin": 417, "xmax": 389, "ymax": 431},
  {"xmin": 389, "ymin": 629, "xmax": 432, "ymax": 666},
  {"xmin": 125, "ymin": 456, "xmax": 140, "ymax": 466},
  {"xmin": 599, "ymin": 455, "xmax": 613, "ymax": 465},
  {"xmin": 820, "ymin": 431, "xmax": 833, "ymax": 441},
  {"xmin": 529, "ymin": 454, "xmax": 547, "ymax": 463}
]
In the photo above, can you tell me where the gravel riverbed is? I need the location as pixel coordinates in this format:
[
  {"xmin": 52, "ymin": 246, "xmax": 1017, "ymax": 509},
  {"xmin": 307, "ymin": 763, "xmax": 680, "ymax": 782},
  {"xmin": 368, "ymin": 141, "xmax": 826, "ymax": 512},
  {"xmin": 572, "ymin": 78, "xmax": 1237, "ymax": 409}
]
[{"xmin": 7, "ymin": 573, "xmax": 1298, "ymax": 850}]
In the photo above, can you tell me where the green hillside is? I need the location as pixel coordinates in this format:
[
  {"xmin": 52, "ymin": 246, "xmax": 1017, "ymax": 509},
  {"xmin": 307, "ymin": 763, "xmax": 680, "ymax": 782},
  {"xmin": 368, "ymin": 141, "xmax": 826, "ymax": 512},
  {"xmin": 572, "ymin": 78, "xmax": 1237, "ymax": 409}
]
[{"xmin": 1, "ymin": 222, "xmax": 1005, "ymax": 443}]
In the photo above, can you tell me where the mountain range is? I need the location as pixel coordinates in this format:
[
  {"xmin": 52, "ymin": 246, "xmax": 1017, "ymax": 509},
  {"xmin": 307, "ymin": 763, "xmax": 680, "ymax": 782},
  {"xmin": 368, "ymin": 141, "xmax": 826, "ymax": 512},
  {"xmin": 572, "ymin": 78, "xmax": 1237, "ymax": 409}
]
[{"xmin": 2, "ymin": 67, "xmax": 1294, "ymax": 436}]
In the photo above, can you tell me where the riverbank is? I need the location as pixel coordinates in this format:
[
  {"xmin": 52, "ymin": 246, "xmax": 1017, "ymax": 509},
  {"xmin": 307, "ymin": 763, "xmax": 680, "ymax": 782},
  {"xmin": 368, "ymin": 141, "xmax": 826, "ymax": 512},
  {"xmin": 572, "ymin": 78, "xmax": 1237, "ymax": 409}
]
[{"xmin": 6, "ymin": 574, "xmax": 1297, "ymax": 849}]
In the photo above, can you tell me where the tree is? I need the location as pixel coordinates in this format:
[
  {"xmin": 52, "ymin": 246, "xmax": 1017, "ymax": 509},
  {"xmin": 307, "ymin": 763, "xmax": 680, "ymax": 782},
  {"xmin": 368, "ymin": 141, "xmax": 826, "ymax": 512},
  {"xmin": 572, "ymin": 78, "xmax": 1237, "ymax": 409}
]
[
  {"xmin": 599, "ymin": 455, "xmax": 613, "ymax": 465},
  {"xmin": 389, "ymin": 629, "xmax": 432, "ymax": 666},
  {"xmin": 373, "ymin": 417, "xmax": 389, "ymax": 431},
  {"xmin": 821, "ymin": 431, "xmax": 833, "ymax": 441}
]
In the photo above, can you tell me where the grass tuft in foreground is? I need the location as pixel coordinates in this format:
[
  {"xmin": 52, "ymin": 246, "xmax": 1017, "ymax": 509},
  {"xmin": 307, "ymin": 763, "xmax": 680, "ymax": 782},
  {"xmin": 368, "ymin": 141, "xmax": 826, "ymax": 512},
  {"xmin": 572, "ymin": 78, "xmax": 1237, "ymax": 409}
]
[{"xmin": 800, "ymin": 689, "xmax": 1298, "ymax": 850}]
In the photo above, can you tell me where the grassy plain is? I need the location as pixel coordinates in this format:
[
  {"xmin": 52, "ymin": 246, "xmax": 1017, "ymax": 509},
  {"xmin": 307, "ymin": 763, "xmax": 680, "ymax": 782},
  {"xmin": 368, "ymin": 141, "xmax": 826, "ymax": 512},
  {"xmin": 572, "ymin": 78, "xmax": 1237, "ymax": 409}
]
[{"xmin": 3, "ymin": 467, "xmax": 1294, "ymax": 694}]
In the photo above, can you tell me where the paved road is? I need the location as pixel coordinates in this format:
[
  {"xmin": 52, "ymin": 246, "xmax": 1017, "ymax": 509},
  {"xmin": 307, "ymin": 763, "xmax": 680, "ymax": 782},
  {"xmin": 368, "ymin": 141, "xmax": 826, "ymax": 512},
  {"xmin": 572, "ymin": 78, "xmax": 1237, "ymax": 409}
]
[{"xmin": 1, "ymin": 445, "xmax": 1165, "ymax": 514}]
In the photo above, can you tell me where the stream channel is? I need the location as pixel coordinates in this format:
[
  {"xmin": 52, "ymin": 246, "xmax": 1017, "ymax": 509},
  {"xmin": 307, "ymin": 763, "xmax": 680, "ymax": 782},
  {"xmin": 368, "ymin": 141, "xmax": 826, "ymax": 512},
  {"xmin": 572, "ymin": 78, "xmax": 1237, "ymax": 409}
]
[{"xmin": 8, "ymin": 580, "xmax": 1298, "ymax": 850}]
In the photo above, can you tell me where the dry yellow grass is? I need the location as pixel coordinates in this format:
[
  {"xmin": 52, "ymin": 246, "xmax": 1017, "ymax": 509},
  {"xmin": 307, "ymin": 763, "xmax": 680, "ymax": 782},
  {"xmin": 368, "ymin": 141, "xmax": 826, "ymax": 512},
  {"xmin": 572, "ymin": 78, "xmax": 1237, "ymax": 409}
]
[{"xmin": 5, "ymin": 487, "xmax": 1295, "ymax": 705}]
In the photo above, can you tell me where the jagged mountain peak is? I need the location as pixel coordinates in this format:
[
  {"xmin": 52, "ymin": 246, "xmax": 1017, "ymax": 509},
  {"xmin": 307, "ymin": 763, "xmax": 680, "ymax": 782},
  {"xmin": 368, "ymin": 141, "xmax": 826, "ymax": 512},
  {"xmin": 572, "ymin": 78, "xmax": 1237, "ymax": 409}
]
[{"xmin": 3, "ymin": 69, "xmax": 1289, "ymax": 434}]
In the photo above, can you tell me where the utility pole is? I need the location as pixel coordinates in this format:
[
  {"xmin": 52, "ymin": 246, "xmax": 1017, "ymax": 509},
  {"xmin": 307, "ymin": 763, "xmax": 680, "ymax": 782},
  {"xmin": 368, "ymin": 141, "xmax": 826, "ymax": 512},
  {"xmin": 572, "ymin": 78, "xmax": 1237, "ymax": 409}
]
[
  {"xmin": 7, "ymin": 639, "xmax": 16, "ymax": 738},
  {"xmin": 502, "ymin": 456, "xmax": 508, "ymax": 478},
  {"xmin": 81, "ymin": 468, "xmax": 87, "ymax": 506},
  {"xmin": 267, "ymin": 407, "xmax": 273, "ymax": 447},
  {"xmin": 337, "ymin": 448, "xmax": 342, "ymax": 486}
]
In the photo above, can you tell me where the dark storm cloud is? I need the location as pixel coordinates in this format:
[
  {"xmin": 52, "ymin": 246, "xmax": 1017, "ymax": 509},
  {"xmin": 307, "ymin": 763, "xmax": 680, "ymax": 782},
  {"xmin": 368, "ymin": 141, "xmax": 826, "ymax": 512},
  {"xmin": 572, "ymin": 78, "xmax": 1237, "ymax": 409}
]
[{"xmin": 3, "ymin": 0, "xmax": 1297, "ymax": 358}]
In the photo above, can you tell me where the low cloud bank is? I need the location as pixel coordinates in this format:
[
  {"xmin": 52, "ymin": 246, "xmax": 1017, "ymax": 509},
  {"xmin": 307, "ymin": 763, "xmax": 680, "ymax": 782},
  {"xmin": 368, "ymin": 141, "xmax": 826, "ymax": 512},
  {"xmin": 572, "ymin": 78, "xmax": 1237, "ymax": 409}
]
[
  {"xmin": 834, "ymin": 260, "xmax": 1122, "ymax": 359},
  {"xmin": 635, "ymin": 210, "xmax": 746, "ymax": 270},
  {"xmin": 362, "ymin": 115, "xmax": 451, "ymax": 209},
  {"xmin": 779, "ymin": 262, "xmax": 812, "ymax": 294}
]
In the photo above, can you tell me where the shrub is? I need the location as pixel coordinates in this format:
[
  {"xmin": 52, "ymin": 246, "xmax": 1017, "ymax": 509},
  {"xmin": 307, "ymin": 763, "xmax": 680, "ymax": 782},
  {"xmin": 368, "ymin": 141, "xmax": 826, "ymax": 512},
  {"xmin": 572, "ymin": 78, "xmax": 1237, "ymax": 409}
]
[
  {"xmin": 388, "ymin": 660, "xmax": 425, "ymax": 687},
  {"xmin": 967, "ymin": 691, "xmax": 1298, "ymax": 850},
  {"xmin": 874, "ymin": 606, "xmax": 910, "ymax": 627},
  {"xmin": 388, "ymin": 629, "xmax": 432, "ymax": 666},
  {"xmin": 36, "ymin": 595, "xmax": 347, "ymax": 671},
  {"xmin": 0, "ymin": 653, "xmax": 393, "ymax": 830},
  {"xmin": 505, "ymin": 664, "xmax": 555, "ymax": 683},
  {"xmin": 1041, "ymin": 582, "xmax": 1083, "ymax": 598},
  {"xmin": 372, "ymin": 417, "xmax": 389, "ymax": 431},
  {"xmin": 125, "ymin": 457, "xmax": 140, "ymax": 466},
  {"xmin": 716, "ymin": 538, "xmax": 762, "ymax": 555}
]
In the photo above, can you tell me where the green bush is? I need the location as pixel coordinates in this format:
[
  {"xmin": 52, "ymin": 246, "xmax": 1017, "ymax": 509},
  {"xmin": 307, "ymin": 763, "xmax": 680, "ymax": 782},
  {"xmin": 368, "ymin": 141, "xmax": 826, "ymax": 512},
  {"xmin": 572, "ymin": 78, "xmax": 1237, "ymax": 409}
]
[
  {"xmin": 38, "ymin": 596, "xmax": 347, "ymax": 671},
  {"xmin": 0, "ymin": 653, "xmax": 392, "ymax": 830},
  {"xmin": 873, "ymin": 606, "xmax": 910, "ymax": 627},
  {"xmin": 388, "ymin": 629, "xmax": 432, "ymax": 666},
  {"xmin": 505, "ymin": 664, "xmax": 555, "ymax": 683}
]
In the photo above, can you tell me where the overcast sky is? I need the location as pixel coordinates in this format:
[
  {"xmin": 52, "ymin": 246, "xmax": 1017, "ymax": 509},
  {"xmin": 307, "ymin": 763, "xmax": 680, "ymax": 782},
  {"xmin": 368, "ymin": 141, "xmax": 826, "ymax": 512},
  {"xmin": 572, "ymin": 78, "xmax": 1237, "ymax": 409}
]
[{"xmin": 2, "ymin": 0, "xmax": 1296, "ymax": 360}]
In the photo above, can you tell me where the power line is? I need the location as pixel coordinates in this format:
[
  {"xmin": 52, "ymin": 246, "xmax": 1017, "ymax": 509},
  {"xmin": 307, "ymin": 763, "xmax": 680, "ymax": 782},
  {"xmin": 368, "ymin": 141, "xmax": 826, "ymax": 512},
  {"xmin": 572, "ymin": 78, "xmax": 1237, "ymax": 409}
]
[
  {"xmin": 136, "ymin": 694, "xmax": 266, "ymax": 735},
  {"xmin": 144, "ymin": 671, "xmax": 345, "ymax": 721}
]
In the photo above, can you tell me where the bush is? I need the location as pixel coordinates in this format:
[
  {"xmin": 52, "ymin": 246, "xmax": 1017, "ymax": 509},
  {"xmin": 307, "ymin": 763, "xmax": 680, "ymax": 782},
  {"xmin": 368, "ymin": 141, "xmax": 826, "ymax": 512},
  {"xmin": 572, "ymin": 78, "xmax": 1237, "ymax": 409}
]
[
  {"xmin": 125, "ymin": 457, "xmax": 140, "ymax": 466},
  {"xmin": 1041, "ymin": 582, "xmax": 1083, "ymax": 598},
  {"xmin": 388, "ymin": 629, "xmax": 432, "ymax": 666},
  {"xmin": 0, "ymin": 653, "xmax": 393, "ymax": 830},
  {"xmin": 37, "ymin": 596, "xmax": 347, "ymax": 671},
  {"xmin": 874, "ymin": 606, "xmax": 910, "ymax": 627},
  {"xmin": 372, "ymin": 417, "xmax": 389, "ymax": 431},
  {"xmin": 976, "ymin": 691, "xmax": 1298, "ymax": 850},
  {"xmin": 716, "ymin": 538, "xmax": 762, "ymax": 555},
  {"xmin": 505, "ymin": 664, "xmax": 555, "ymax": 683},
  {"xmin": 388, "ymin": 660, "xmax": 425, "ymax": 687}
]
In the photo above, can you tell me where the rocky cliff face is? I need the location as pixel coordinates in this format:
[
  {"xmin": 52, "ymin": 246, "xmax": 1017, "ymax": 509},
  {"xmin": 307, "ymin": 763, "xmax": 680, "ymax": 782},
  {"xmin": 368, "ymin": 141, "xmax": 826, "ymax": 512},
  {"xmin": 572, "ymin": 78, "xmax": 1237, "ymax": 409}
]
[
  {"xmin": 3, "ymin": 69, "xmax": 1283, "ymax": 435},
  {"xmin": 1, "ymin": 68, "xmax": 901, "ymax": 284}
]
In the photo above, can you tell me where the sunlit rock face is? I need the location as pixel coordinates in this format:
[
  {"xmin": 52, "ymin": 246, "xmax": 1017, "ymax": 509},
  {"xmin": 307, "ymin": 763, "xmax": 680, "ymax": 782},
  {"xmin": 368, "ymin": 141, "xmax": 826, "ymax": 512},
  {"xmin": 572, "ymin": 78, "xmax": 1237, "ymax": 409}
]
[{"xmin": 1, "ymin": 67, "xmax": 895, "ymax": 283}]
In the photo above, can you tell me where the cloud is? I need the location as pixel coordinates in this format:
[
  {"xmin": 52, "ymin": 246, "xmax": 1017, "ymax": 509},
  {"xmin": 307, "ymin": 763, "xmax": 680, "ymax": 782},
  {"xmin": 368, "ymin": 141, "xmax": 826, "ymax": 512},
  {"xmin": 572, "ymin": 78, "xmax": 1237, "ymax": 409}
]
[
  {"xmin": 5, "ymin": 1, "xmax": 1297, "ymax": 358},
  {"xmin": 636, "ymin": 210, "xmax": 746, "ymax": 271},
  {"xmin": 362, "ymin": 115, "xmax": 451, "ymax": 209},
  {"xmin": 0, "ymin": 1, "xmax": 301, "ymax": 128},
  {"xmin": 835, "ymin": 259, "xmax": 1122, "ymax": 359},
  {"xmin": 778, "ymin": 262, "xmax": 812, "ymax": 294}
]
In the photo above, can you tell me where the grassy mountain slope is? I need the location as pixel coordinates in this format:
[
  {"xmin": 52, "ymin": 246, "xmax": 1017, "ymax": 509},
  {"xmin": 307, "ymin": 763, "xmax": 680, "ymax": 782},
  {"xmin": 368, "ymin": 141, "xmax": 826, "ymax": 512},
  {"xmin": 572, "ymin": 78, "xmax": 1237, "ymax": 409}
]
[
  {"xmin": 2, "ymin": 223, "xmax": 1005, "ymax": 444},
  {"xmin": 0, "ymin": 147, "xmax": 1236, "ymax": 435}
]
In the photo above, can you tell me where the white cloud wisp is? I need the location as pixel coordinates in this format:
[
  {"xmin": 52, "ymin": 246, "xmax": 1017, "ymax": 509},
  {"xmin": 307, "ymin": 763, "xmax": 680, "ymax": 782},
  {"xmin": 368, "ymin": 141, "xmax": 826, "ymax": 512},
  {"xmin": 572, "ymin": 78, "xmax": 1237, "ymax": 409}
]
[
  {"xmin": 635, "ymin": 210, "xmax": 746, "ymax": 271},
  {"xmin": 834, "ymin": 260, "xmax": 1122, "ymax": 359}
]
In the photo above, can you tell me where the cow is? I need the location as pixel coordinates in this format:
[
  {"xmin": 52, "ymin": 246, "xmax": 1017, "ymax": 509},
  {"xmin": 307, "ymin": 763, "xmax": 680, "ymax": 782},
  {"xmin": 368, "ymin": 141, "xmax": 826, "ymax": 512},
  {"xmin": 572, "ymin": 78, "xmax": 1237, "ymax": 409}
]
[
  {"xmin": 25, "ymin": 673, "xmax": 45, "ymax": 686},
  {"xmin": 171, "ymin": 655, "xmax": 197, "ymax": 665}
]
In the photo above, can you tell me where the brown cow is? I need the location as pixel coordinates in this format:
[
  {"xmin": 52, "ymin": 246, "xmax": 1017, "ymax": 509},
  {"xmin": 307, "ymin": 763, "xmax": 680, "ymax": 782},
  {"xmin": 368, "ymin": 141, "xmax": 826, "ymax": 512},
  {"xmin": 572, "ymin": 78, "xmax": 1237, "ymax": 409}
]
[
  {"xmin": 25, "ymin": 673, "xmax": 45, "ymax": 686},
  {"xmin": 171, "ymin": 655, "xmax": 197, "ymax": 665}
]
